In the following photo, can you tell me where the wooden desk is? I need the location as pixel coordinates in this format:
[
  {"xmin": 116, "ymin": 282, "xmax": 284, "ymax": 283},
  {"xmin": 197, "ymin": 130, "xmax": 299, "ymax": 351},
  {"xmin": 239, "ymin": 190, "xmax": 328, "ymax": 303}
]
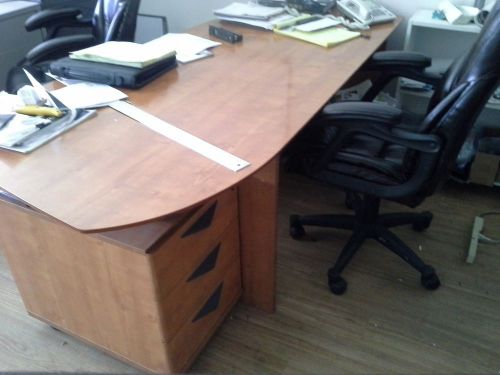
[{"xmin": 0, "ymin": 20, "xmax": 398, "ymax": 373}]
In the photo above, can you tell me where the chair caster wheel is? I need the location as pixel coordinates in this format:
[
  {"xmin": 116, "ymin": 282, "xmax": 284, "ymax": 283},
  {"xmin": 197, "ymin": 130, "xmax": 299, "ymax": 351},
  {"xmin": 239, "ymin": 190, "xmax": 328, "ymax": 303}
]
[
  {"xmin": 421, "ymin": 266, "xmax": 440, "ymax": 290},
  {"xmin": 289, "ymin": 215, "xmax": 305, "ymax": 240},
  {"xmin": 412, "ymin": 211, "xmax": 433, "ymax": 232},
  {"xmin": 328, "ymin": 269, "xmax": 347, "ymax": 295}
]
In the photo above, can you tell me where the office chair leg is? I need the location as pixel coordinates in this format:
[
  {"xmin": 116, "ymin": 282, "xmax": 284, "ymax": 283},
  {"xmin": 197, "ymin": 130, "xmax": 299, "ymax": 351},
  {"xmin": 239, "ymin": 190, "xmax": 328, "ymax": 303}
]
[
  {"xmin": 376, "ymin": 226, "xmax": 441, "ymax": 290},
  {"xmin": 290, "ymin": 196, "xmax": 439, "ymax": 294},
  {"xmin": 289, "ymin": 214, "xmax": 356, "ymax": 240},
  {"xmin": 327, "ymin": 229, "xmax": 367, "ymax": 295},
  {"xmin": 379, "ymin": 211, "xmax": 433, "ymax": 231}
]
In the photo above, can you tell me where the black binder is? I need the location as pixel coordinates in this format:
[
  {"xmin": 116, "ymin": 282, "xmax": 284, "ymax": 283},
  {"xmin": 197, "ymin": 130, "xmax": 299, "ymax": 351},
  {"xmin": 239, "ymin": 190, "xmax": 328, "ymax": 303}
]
[{"xmin": 49, "ymin": 56, "xmax": 177, "ymax": 89}]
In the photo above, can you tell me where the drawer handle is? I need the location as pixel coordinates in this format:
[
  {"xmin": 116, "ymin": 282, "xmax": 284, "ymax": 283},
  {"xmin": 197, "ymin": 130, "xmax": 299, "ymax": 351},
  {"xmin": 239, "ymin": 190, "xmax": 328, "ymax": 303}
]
[
  {"xmin": 182, "ymin": 201, "xmax": 218, "ymax": 238},
  {"xmin": 188, "ymin": 243, "xmax": 221, "ymax": 282},
  {"xmin": 192, "ymin": 283, "xmax": 223, "ymax": 322}
]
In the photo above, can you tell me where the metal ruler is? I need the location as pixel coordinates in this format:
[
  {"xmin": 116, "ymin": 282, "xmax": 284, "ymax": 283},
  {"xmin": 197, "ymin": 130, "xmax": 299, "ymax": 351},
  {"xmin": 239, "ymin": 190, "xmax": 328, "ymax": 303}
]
[{"xmin": 109, "ymin": 101, "xmax": 250, "ymax": 172}]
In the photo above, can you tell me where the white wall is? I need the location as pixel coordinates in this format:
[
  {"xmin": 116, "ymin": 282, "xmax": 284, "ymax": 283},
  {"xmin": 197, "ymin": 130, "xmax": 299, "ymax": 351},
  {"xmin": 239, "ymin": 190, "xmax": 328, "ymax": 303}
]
[
  {"xmin": 140, "ymin": 0, "xmax": 231, "ymax": 36},
  {"xmin": 140, "ymin": 0, "xmax": 480, "ymax": 48}
]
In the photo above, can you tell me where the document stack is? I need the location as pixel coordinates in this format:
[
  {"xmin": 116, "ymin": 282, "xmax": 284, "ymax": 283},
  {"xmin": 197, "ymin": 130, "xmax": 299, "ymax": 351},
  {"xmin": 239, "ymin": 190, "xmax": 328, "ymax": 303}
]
[
  {"xmin": 214, "ymin": 2, "xmax": 295, "ymax": 30},
  {"xmin": 49, "ymin": 40, "xmax": 178, "ymax": 89}
]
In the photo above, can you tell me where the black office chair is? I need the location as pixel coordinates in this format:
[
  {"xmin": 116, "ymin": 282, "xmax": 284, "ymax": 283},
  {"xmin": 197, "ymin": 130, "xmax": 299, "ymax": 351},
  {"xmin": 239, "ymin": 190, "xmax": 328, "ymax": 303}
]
[
  {"xmin": 6, "ymin": 0, "xmax": 140, "ymax": 93},
  {"xmin": 345, "ymin": 15, "xmax": 499, "ymax": 178},
  {"xmin": 287, "ymin": 1, "xmax": 500, "ymax": 295}
]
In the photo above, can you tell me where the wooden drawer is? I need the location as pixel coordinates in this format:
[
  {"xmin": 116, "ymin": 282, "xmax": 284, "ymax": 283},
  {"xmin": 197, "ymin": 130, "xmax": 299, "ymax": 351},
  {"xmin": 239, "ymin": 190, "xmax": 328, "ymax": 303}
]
[
  {"xmin": 160, "ymin": 219, "xmax": 240, "ymax": 341},
  {"xmin": 167, "ymin": 258, "xmax": 242, "ymax": 373},
  {"xmin": 150, "ymin": 187, "xmax": 238, "ymax": 299}
]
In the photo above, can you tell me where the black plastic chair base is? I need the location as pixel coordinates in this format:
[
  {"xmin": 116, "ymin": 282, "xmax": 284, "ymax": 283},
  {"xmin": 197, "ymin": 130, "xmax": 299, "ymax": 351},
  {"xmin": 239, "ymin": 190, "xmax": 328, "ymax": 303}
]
[{"xmin": 290, "ymin": 195, "xmax": 440, "ymax": 295}]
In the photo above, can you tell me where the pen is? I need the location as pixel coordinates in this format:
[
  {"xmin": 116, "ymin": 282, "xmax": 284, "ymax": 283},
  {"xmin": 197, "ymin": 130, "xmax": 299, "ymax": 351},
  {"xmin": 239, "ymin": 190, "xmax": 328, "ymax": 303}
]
[{"xmin": 16, "ymin": 106, "xmax": 64, "ymax": 118}]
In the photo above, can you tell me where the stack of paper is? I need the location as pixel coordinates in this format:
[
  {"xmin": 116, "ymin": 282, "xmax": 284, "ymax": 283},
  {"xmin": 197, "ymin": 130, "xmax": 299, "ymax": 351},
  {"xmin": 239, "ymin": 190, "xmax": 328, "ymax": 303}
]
[
  {"xmin": 214, "ymin": 2, "xmax": 295, "ymax": 30},
  {"xmin": 70, "ymin": 41, "xmax": 176, "ymax": 68},
  {"xmin": 214, "ymin": 2, "xmax": 286, "ymax": 19},
  {"xmin": 144, "ymin": 33, "xmax": 221, "ymax": 63}
]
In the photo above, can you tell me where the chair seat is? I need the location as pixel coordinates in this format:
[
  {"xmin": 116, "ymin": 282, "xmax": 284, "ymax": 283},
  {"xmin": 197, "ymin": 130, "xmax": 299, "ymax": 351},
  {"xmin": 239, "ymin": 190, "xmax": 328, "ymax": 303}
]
[
  {"xmin": 329, "ymin": 143, "xmax": 410, "ymax": 186},
  {"xmin": 296, "ymin": 125, "xmax": 413, "ymax": 187}
]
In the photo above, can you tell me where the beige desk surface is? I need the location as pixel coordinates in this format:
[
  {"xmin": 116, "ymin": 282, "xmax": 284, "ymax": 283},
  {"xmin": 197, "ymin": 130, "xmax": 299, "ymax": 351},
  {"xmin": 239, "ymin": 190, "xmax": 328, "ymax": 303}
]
[{"xmin": 0, "ymin": 20, "xmax": 399, "ymax": 232}]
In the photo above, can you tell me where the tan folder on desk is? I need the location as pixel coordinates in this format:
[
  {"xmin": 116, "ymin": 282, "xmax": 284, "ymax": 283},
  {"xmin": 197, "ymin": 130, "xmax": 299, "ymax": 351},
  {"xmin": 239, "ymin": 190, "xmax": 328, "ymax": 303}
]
[{"xmin": 274, "ymin": 27, "xmax": 360, "ymax": 47}]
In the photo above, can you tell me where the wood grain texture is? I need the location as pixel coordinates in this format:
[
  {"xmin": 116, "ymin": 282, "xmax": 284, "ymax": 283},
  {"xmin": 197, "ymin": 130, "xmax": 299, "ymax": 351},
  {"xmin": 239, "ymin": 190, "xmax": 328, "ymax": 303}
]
[
  {"xmin": 0, "ymin": 187, "xmax": 242, "ymax": 374},
  {"xmin": 1, "ymin": 175, "xmax": 500, "ymax": 373},
  {"xmin": 238, "ymin": 158, "xmax": 279, "ymax": 312},
  {"xmin": 0, "ymin": 199, "xmax": 170, "ymax": 373},
  {"xmin": 0, "ymin": 21, "xmax": 399, "ymax": 232}
]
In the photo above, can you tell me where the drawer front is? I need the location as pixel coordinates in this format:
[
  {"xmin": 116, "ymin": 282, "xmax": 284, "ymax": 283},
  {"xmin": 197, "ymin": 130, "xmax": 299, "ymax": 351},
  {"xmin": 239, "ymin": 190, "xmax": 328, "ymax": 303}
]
[
  {"xmin": 159, "ymin": 220, "xmax": 240, "ymax": 341},
  {"xmin": 166, "ymin": 259, "xmax": 242, "ymax": 373},
  {"xmin": 150, "ymin": 187, "xmax": 238, "ymax": 299}
]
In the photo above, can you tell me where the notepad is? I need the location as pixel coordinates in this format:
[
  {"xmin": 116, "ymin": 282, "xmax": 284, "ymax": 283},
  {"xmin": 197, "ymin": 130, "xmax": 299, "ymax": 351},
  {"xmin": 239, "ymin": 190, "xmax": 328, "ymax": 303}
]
[
  {"xmin": 274, "ymin": 27, "xmax": 360, "ymax": 48},
  {"xmin": 70, "ymin": 41, "xmax": 176, "ymax": 68}
]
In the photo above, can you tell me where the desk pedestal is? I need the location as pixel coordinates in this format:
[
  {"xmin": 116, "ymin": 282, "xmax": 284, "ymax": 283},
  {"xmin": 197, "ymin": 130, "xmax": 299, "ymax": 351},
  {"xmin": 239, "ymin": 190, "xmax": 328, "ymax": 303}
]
[{"xmin": 0, "ymin": 188, "xmax": 242, "ymax": 374}]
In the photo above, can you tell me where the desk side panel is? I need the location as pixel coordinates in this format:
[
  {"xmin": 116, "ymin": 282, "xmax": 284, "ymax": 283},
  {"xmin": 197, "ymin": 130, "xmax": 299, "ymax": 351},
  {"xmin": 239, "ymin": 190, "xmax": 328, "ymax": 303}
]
[
  {"xmin": 0, "ymin": 199, "xmax": 172, "ymax": 373},
  {"xmin": 238, "ymin": 158, "xmax": 279, "ymax": 313}
]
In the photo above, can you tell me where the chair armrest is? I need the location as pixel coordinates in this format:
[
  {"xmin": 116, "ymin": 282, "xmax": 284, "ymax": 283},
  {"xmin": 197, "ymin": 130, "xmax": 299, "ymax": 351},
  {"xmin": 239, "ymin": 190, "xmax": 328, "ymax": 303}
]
[
  {"xmin": 322, "ymin": 101, "xmax": 402, "ymax": 125},
  {"xmin": 313, "ymin": 122, "xmax": 442, "ymax": 175},
  {"xmin": 26, "ymin": 35, "xmax": 96, "ymax": 65},
  {"xmin": 25, "ymin": 8, "xmax": 83, "ymax": 31},
  {"xmin": 360, "ymin": 51, "xmax": 442, "ymax": 101},
  {"xmin": 365, "ymin": 51, "xmax": 432, "ymax": 71}
]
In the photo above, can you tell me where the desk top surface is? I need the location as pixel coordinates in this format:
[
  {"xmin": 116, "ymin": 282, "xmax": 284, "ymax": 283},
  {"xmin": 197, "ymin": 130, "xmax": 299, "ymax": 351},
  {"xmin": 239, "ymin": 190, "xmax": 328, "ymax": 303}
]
[{"xmin": 0, "ymin": 20, "xmax": 398, "ymax": 232}]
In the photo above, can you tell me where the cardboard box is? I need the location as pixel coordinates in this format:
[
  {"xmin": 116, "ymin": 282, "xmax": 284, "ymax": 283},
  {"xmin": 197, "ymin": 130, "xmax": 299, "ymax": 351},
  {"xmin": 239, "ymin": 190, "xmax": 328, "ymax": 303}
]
[{"xmin": 469, "ymin": 152, "xmax": 500, "ymax": 186}]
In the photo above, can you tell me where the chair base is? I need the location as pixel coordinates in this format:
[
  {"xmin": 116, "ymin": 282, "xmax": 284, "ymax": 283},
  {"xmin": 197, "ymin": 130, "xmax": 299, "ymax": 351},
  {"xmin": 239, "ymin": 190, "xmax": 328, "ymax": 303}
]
[{"xmin": 290, "ymin": 194, "xmax": 441, "ymax": 295}]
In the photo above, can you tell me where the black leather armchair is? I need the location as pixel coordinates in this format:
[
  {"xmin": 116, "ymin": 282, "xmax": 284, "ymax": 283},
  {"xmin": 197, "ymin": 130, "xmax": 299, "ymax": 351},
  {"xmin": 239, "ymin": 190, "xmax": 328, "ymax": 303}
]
[
  {"xmin": 6, "ymin": 0, "xmax": 140, "ymax": 93},
  {"xmin": 350, "ymin": 17, "xmax": 498, "ymax": 178},
  {"xmin": 288, "ymin": 1, "xmax": 500, "ymax": 295}
]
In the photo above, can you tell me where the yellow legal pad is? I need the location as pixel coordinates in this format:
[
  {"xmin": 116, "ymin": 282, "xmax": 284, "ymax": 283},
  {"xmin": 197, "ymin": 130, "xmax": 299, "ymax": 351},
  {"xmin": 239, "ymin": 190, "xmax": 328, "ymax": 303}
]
[{"xmin": 274, "ymin": 27, "xmax": 360, "ymax": 48}]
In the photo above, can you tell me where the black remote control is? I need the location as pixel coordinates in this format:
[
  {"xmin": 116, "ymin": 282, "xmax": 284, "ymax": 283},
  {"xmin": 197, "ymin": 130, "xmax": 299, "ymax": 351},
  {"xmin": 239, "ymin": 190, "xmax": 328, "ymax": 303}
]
[{"xmin": 209, "ymin": 25, "xmax": 243, "ymax": 44}]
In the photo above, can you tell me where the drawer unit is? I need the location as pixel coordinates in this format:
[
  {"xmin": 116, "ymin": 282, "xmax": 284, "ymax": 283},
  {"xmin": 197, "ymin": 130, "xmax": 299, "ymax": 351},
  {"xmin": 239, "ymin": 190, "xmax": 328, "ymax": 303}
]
[
  {"xmin": 0, "ymin": 187, "xmax": 241, "ymax": 374},
  {"xmin": 158, "ymin": 221, "xmax": 240, "ymax": 342}
]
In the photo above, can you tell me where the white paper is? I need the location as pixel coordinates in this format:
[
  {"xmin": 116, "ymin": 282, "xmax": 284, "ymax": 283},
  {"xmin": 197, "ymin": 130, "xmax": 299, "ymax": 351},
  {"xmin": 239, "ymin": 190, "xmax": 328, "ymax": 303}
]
[
  {"xmin": 145, "ymin": 33, "xmax": 221, "ymax": 63},
  {"xmin": 51, "ymin": 83, "xmax": 128, "ymax": 109},
  {"xmin": 109, "ymin": 101, "xmax": 250, "ymax": 172},
  {"xmin": 216, "ymin": 12, "xmax": 295, "ymax": 30},
  {"xmin": 23, "ymin": 69, "xmax": 58, "ymax": 109},
  {"xmin": 0, "ymin": 91, "xmax": 24, "ymax": 113},
  {"xmin": 0, "ymin": 115, "xmax": 49, "ymax": 147},
  {"xmin": 177, "ymin": 50, "xmax": 214, "ymax": 64},
  {"xmin": 214, "ymin": 2, "xmax": 285, "ymax": 20}
]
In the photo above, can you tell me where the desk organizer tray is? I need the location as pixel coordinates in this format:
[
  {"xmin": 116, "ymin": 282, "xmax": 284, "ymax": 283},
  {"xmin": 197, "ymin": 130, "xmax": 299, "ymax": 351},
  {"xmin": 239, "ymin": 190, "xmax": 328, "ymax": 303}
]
[{"xmin": 0, "ymin": 108, "xmax": 95, "ymax": 154}]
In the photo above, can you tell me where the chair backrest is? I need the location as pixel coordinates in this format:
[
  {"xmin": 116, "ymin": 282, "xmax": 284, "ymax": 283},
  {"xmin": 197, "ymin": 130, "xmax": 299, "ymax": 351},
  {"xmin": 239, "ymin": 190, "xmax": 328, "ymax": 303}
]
[
  {"xmin": 92, "ymin": 0, "xmax": 140, "ymax": 43},
  {"xmin": 427, "ymin": 4, "xmax": 500, "ymax": 111},
  {"xmin": 419, "ymin": 1, "xmax": 500, "ymax": 195}
]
